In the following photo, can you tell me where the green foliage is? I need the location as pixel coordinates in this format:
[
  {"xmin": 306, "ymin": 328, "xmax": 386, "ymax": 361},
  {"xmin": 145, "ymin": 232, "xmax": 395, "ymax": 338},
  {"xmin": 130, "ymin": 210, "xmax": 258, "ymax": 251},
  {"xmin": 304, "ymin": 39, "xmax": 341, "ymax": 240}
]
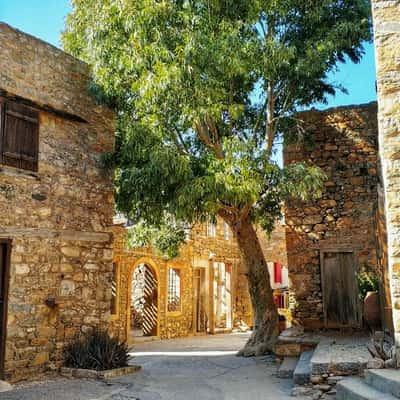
[
  {"xmin": 63, "ymin": 0, "xmax": 371, "ymax": 237},
  {"xmin": 358, "ymin": 270, "xmax": 379, "ymax": 300},
  {"xmin": 127, "ymin": 218, "xmax": 187, "ymax": 259},
  {"xmin": 64, "ymin": 330, "xmax": 130, "ymax": 371}
]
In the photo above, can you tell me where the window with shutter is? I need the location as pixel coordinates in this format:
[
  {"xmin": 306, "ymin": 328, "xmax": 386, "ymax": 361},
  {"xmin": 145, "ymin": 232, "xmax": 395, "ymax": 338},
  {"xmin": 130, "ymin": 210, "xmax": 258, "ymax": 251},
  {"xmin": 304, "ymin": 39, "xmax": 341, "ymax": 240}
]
[{"xmin": 0, "ymin": 100, "xmax": 39, "ymax": 172}]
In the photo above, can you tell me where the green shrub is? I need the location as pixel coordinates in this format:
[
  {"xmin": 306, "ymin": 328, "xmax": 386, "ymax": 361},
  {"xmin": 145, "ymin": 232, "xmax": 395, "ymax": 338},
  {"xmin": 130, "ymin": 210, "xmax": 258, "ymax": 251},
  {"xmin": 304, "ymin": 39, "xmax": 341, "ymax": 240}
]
[
  {"xmin": 64, "ymin": 330, "xmax": 130, "ymax": 371},
  {"xmin": 357, "ymin": 271, "xmax": 379, "ymax": 301}
]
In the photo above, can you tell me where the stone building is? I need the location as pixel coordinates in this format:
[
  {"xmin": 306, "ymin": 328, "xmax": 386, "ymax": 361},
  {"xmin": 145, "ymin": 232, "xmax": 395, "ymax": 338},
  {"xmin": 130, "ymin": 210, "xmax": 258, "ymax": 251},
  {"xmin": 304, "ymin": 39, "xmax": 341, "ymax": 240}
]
[
  {"xmin": 284, "ymin": 103, "xmax": 379, "ymax": 329},
  {"xmin": 0, "ymin": 23, "xmax": 115, "ymax": 381},
  {"xmin": 372, "ymin": 0, "xmax": 400, "ymax": 364},
  {"xmin": 111, "ymin": 218, "xmax": 290, "ymax": 343}
]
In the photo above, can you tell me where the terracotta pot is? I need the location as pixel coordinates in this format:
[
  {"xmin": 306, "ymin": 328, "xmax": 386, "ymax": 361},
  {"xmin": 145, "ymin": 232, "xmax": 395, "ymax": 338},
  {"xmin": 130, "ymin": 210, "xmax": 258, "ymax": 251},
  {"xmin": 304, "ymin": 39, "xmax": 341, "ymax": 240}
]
[{"xmin": 364, "ymin": 291, "xmax": 381, "ymax": 328}]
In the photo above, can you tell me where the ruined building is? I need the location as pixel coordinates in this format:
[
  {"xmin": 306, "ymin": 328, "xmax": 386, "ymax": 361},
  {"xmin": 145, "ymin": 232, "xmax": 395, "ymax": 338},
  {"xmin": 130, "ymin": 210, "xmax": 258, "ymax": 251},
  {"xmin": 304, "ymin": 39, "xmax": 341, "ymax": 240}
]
[{"xmin": 285, "ymin": 103, "xmax": 379, "ymax": 330}]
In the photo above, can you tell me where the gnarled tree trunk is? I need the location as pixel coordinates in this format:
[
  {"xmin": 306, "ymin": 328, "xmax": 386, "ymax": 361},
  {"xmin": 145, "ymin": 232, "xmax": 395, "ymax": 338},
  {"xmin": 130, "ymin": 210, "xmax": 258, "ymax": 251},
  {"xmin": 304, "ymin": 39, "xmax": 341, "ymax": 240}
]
[{"xmin": 233, "ymin": 217, "xmax": 279, "ymax": 357}]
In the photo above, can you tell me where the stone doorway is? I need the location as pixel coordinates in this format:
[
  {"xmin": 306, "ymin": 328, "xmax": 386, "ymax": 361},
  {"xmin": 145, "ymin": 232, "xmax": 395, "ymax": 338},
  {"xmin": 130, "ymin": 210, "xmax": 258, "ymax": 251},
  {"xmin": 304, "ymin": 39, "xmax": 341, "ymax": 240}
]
[
  {"xmin": 0, "ymin": 240, "xmax": 11, "ymax": 379},
  {"xmin": 130, "ymin": 263, "xmax": 159, "ymax": 340}
]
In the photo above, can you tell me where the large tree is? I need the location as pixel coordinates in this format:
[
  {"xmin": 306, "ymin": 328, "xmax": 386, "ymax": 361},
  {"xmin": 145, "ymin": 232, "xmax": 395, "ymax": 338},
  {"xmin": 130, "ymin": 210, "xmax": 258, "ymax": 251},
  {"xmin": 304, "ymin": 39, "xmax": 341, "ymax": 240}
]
[{"xmin": 63, "ymin": 0, "xmax": 372, "ymax": 356}]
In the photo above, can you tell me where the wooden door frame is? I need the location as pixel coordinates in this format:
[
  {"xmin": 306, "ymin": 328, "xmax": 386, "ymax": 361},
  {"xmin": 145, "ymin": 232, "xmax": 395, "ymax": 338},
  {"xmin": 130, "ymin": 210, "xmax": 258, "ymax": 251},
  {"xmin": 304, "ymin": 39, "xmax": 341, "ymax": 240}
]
[
  {"xmin": 0, "ymin": 239, "xmax": 11, "ymax": 379},
  {"xmin": 320, "ymin": 249, "xmax": 361, "ymax": 328}
]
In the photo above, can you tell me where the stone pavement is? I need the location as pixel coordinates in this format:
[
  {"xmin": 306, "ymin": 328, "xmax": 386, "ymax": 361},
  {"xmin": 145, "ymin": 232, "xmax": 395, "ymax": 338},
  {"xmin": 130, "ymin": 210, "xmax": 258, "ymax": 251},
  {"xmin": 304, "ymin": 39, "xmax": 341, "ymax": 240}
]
[{"xmin": 2, "ymin": 333, "xmax": 311, "ymax": 400}]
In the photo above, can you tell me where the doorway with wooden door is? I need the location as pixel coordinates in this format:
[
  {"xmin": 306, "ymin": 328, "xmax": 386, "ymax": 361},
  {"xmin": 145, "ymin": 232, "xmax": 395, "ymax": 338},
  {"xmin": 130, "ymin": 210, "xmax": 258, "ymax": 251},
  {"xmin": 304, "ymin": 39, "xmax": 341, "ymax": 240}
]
[
  {"xmin": 0, "ymin": 240, "xmax": 11, "ymax": 379},
  {"xmin": 321, "ymin": 251, "xmax": 361, "ymax": 328},
  {"xmin": 130, "ymin": 263, "xmax": 159, "ymax": 340},
  {"xmin": 193, "ymin": 268, "xmax": 207, "ymax": 334}
]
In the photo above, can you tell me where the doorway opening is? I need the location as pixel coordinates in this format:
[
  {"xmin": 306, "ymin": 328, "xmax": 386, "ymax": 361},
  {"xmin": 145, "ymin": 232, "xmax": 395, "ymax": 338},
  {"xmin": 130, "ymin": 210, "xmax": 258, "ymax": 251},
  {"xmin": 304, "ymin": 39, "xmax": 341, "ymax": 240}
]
[
  {"xmin": 0, "ymin": 240, "xmax": 11, "ymax": 379},
  {"xmin": 213, "ymin": 262, "xmax": 232, "ymax": 332},
  {"xmin": 130, "ymin": 263, "xmax": 159, "ymax": 340}
]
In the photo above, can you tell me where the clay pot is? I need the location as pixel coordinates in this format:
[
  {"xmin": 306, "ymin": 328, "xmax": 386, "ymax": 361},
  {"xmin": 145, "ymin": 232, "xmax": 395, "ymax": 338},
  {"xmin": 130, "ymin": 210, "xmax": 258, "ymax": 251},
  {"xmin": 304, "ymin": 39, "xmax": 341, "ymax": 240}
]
[{"xmin": 364, "ymin": 291, "xmax": 381, "ymax": 328}]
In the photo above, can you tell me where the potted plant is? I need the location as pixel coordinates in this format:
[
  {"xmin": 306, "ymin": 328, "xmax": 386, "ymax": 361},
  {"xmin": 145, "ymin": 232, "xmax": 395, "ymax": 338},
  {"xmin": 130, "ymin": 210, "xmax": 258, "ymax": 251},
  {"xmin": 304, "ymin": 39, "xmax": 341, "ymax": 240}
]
[{"xmin": 357, "ymin": 270, "xmax": 380, "ymax": 329}]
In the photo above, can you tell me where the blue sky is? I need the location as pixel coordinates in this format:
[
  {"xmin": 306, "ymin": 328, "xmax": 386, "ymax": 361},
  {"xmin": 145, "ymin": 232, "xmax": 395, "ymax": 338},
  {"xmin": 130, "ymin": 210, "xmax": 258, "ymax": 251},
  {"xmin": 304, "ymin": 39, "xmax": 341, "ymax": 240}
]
[{"xmin": 0, "ymin": 0, "xmax": 377, "ymax": 109}]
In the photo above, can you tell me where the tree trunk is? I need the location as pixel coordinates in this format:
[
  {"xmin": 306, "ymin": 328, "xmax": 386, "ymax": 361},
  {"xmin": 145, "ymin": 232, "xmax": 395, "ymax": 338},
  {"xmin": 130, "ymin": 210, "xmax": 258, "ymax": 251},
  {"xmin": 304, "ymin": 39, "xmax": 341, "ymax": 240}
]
[{"xmin": 234, "ymin": 217, "xmax": 279, "ymax": 357}]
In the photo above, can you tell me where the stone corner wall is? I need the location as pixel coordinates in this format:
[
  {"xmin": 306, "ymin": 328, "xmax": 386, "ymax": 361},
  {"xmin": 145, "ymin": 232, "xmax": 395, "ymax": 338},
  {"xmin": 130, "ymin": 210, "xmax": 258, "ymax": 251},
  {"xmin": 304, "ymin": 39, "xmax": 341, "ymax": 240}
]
[
  {"xmin": 372, "ymin": 0, "xmax": 400, "ymax": 362},
  {"xmin": 284, "ymin": 103, "xmax": 379, "ymax": 329},
  {"xmin": 0, "ymin": 24, "xmax": 115, "ymax": 382}
]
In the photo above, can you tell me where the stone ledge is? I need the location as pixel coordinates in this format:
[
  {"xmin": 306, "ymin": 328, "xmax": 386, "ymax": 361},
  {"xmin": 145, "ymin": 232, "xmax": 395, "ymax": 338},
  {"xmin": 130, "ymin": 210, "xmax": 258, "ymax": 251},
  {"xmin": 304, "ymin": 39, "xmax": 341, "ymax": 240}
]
[{"xmin": 60, "ymin": 365, "xmax": 141, "ymax": 380}]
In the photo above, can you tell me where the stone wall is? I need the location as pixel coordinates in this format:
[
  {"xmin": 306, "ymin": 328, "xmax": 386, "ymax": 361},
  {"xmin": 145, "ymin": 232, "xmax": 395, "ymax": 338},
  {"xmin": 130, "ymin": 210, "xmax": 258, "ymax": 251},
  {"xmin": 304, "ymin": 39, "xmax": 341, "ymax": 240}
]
[
  {"xmin": 0, "ymin": 23, "xmax": 115, "ymax": 381},
  {"xmin": 372, "ymin": 0, "xmax": 400, "ymax": 364},
  {"xmin": 284, "ymin": 103, "xmax": 379, "ymax": 329}
]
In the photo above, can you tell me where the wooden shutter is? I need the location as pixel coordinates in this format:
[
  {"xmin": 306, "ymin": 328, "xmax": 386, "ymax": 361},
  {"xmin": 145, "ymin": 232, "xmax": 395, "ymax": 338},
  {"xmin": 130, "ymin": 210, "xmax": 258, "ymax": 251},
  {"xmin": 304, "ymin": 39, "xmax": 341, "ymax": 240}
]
[
  {"xmin": 274, "ymin": 263, "xmax": 283, "ymax": 284},
  {"xmin": 2, "ymin": 102, "xmax": 39, "ymax": 171}
]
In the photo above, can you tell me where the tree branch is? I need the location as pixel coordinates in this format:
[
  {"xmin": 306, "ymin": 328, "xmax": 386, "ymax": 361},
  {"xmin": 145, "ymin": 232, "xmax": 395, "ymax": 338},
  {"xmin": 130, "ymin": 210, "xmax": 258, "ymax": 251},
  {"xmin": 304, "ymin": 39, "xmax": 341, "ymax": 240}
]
[
  {"xmin": 266, "ymin": 80, "xmax": 276, "ymax": 156},
  {"xmin": 194, "ymin": 116, "xmax": 224, "ymax": 159}
]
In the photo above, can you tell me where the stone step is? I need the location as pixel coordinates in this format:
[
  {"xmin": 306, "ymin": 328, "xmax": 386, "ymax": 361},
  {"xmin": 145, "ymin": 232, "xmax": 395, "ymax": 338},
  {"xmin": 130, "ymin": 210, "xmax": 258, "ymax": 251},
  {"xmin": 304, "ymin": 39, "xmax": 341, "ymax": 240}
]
[
  {"xmin": 0, "ymin": 380, "xmax": 13, "ymax": 393},
  {"xmin": 336, "ymin": 378, "xmax": 397, "ymax": 400},
  {"xmin": 277, "ymin": 357, "xmax": 299, "ymax": 379},
  {"xmin": 310, "ymin": 338, "xmax": 371, "ymax": 376},
  {"xmin": 365, "ymin": 369, "xmax": 400, "ymax": 398},
  {"xmin": 293, "ymin": 350, "xmax": 313, "ymax": 385}
]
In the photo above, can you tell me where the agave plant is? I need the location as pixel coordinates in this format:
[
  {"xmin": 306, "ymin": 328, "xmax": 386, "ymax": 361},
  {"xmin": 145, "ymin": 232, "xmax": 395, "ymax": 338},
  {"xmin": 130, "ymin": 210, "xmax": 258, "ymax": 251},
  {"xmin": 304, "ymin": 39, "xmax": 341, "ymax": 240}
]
[{"xmin": 64, "ymin": 330, "xmax": 130, "ymax": 371}]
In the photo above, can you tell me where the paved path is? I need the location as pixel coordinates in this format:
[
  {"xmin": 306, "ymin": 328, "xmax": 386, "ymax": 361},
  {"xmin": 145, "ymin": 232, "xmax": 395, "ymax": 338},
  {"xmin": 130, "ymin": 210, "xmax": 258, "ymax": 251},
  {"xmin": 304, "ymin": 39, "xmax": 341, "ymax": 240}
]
[{"xmin": 3, "ymin": 333, "xmax": 310, "ymax": 400}]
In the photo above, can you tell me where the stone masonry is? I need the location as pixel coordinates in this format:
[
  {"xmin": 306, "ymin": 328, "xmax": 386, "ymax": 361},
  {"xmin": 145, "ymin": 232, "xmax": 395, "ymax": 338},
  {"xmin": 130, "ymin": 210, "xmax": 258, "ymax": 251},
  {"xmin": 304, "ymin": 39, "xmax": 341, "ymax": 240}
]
[
  {"xmin": 112, "ymin": 218, "xmax": 246, "ymax": 341},
  {"xmin": 111, "ymin": 225, "xmax": 195, "ymax": 341},
  {"xmin": 111, "ymin": 216, "xmax": 289, "ymax": 341},
  {"xmin": 372, "ymin": 0, "xmax": 400, "ymax": 364},
  {"xmin": 284, "ymin": 103, "xmax": 379, "ymax": 329},
  {"xmin": 0, "ymin": 23, "xmax": 115, "ymax": 381}
]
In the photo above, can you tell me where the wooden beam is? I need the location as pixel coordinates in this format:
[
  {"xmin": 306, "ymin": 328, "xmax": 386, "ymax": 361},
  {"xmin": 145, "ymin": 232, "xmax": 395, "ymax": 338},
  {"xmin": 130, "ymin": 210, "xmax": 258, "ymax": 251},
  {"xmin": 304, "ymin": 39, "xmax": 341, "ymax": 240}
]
[{"xmin": 0, "ymin": 89, "xmax": 88, "ymax": 123}]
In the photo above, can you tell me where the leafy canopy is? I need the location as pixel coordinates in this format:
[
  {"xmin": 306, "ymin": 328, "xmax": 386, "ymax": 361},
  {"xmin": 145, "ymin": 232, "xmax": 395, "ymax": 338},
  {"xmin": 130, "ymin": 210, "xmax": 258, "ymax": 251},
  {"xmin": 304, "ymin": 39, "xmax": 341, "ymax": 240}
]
[{"xmin": 63, "ymin": 0, "xmax": 371, "ymax": 238}]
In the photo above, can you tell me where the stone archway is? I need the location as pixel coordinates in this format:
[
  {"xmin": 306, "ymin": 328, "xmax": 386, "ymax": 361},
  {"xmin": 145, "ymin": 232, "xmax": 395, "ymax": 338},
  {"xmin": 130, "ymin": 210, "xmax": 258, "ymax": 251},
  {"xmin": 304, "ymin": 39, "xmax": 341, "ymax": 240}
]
[{"xmin": 128, "ymin": 261, "xmax": 159, "ymax": 340}]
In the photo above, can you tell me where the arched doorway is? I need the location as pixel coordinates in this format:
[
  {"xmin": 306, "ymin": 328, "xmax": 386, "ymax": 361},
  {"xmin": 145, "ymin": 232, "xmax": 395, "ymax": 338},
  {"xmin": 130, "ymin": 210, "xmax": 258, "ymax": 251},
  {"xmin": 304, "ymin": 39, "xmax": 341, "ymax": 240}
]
[{"xmin": 130, "ymin": 263, "xmax": 159, "ymax": 340}]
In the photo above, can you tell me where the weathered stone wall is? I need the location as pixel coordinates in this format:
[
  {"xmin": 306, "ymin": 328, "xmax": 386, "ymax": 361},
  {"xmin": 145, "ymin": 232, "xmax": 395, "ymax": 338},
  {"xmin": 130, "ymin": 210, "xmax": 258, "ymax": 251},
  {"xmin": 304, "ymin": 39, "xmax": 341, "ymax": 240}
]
[
  {"xmin": 372, "ymin": 0, "xmax": 400, "ymax": 362},
  {"xmin": 0, "ymin": 23, "xmax": 115, "ymax": 381},
  {"xmin": 285, "ymin": 103, "xmax": 379, "ymax": 329}
]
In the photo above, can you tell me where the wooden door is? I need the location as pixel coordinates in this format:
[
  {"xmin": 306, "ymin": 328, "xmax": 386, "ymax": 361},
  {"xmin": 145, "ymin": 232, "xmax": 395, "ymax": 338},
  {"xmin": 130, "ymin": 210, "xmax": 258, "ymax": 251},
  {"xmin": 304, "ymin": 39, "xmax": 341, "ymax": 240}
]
[
  {"xmin": 0, "ymin": 240, "xmax": 11, "ymax": 379},
  {"xmin": 142, "ymin": 266, "xmax": 158, "ymax": 336},
  {"xmin": 322, "ymin": 252, "xmax": 361, "ymax": 328},
  {"xmin": 194, "ymin": 268, "xmax": 207, "ymax": 333}
]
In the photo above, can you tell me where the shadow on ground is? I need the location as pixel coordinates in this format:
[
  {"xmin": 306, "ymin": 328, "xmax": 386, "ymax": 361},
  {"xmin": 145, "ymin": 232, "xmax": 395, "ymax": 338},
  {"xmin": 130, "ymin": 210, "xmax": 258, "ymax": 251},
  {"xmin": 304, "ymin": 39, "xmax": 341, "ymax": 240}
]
[{"xmin": 2, "ymin": 333, "xmax": 311, "ymax": 400}]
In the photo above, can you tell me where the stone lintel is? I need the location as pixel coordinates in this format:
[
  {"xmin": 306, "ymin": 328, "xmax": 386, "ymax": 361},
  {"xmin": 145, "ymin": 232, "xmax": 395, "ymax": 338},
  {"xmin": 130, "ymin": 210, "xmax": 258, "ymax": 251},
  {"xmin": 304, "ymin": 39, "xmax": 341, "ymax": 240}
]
[{"xmin": 0, "ymin": 228, "xmax": 111, "ymax": 243}]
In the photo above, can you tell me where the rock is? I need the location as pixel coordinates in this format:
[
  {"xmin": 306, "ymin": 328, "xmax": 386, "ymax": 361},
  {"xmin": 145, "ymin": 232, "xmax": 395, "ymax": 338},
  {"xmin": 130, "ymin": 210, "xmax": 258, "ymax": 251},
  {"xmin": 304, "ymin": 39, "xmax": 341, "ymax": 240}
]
[
  {"xmin": 367, "ymin": 358, "xmax": 385, "ymax": 369},
  {"xmin": 373, "ymin": 331, "xmax": 384, "ymax": 342},
  {"xmin": 291, "ymin": 386, "xmax": 314, "ymax": 397},
  {"xmin": 326, "ymin": 389, "xmax": 337, "ymax": 396},
  {"xmin": 312, "ymin": 391, "xmax": 323, "ymax": 400},
  {"xmin": 314, "ymin": 384, "xmax": 332, "ymax": 392},
  {"xmin": 384, "ymin": 358, "xmax": 396, "ymax": 368},
  {"xmin": 311, "ymin": 375, "xmax": 324, "ymax": 384},
  {"xmin": 280, "ymin": 327, "xmax": 304, "ymax": 338},
  {"xmin": 327, "ymin": 376, "xmax": 344, "ymax": 385}
]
